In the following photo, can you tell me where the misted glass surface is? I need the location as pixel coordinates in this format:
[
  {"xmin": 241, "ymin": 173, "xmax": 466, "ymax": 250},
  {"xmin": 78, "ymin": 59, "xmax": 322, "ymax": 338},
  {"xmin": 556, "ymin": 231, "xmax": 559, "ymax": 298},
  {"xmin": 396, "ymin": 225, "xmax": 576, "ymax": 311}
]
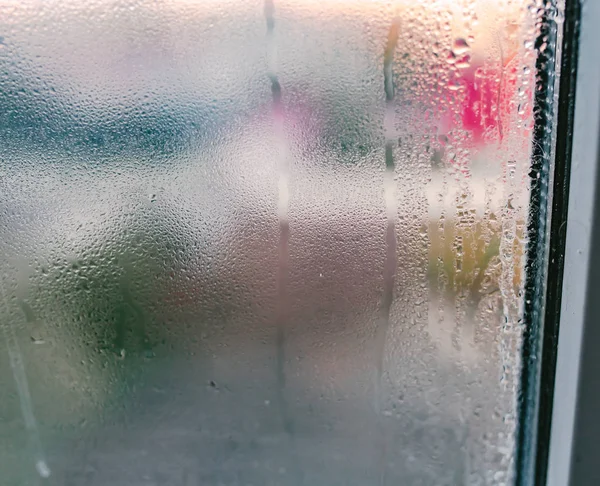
[{"xmin": 0, "ymin": 1, "xmax": 552, "ymax": 484}]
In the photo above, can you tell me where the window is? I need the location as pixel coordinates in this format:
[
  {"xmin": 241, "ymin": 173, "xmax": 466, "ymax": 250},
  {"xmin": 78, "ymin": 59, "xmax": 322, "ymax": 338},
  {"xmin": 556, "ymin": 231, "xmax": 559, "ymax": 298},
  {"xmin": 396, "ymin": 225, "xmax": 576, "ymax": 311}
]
[{"xmin": 0, "ymin": 1, "xmax": 587, "ymax": 485}]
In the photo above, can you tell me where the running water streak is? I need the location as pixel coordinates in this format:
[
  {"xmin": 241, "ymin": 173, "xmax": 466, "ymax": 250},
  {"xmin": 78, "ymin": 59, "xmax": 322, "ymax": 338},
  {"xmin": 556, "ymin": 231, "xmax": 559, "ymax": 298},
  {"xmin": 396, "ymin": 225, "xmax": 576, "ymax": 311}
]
[
  {"xmin": 373, "ymin": 19, "xmax": 400, "ymax": 486},
  {"xmin": 374, "ymin": 18, "xmax": 400, "ymax": 412},
  {"xmin": 264, "ymin": 0, "xmax": 293, "ymax": 439},
  {"xmin": 0, "ymin": 280, "xmax": 50, "ymax": 479}
]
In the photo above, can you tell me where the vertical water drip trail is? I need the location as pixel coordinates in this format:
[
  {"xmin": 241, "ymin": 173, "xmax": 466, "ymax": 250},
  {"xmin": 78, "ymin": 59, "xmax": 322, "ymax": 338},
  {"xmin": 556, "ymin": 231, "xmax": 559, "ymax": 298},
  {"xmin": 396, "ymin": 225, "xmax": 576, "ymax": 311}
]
[
  {"xmin": 496, "ymin": 32, "xmax": 504, "ymax": 142},
  {"xmin": 0, "ymin": 279, "xmax": 50, "ymax": 479},
  {"xmin": 375, "ymin": 20, "xmax": 400, "ymax": 486},
  {"xmin": 264, "ymin": 1, "xmax": 299, "ymax": 482}
]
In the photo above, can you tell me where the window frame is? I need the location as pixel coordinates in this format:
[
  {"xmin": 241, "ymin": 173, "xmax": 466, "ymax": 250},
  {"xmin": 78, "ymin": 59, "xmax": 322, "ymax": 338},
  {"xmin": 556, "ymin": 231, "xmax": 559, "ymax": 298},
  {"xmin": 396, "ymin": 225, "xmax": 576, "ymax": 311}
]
[{"xmin": 543, "ymin": 0, "xmax": 600, "ymax": 485}]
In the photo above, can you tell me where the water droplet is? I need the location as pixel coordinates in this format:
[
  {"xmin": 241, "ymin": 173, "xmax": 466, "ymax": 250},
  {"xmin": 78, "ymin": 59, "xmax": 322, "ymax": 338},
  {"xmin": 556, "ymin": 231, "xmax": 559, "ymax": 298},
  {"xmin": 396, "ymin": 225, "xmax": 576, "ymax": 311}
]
[
  {"xmin": 448, "ymin": 81, "xmax": 463, "ymax": 91},
  {"xmin": 452, "ymin": 38, "xmax": 470, "ymax": 55},
  {"xmin": 455, "ymin": 54, "xmax": 471, "ymax": 69},
  {"xmin": 36, "ymin": 460, "xmax": 51, "ymax": 478},
  {"xmin": 518, "ymin": 103, "xmax": 528, "ymax": 116}
]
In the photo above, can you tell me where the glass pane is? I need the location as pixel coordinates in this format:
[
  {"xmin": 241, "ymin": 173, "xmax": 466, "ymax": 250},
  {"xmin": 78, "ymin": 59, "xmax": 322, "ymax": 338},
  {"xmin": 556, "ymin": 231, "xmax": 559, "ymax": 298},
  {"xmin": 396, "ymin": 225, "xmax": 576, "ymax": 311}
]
[{"xmin": 0, "ymin": 1, "xmax": 559, "ymax": 484}]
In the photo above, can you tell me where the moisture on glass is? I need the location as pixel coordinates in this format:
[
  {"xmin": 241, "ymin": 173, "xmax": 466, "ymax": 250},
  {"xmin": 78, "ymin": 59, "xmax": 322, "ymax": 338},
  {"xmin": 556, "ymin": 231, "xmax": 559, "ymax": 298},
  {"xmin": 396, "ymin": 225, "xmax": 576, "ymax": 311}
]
[{"xmin": 0, "ymin": 0, "xmax": 551, "ymax": 485}]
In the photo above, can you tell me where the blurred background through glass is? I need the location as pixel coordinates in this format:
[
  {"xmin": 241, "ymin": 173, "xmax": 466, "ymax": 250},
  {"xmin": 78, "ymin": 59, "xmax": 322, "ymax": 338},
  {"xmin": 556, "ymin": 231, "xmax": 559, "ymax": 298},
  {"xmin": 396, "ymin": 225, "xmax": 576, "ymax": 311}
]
[{"xmin": 0, "ymin": 1, "xmax": 550, "ymax": 484}]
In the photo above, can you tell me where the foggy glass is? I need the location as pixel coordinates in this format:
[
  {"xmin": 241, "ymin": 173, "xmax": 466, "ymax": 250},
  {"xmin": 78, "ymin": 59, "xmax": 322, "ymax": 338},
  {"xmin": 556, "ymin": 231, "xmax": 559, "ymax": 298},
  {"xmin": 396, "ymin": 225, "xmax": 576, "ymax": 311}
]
[{"xmin": 0, "ymin": 1, "xmax": 554, "ymax": 485}]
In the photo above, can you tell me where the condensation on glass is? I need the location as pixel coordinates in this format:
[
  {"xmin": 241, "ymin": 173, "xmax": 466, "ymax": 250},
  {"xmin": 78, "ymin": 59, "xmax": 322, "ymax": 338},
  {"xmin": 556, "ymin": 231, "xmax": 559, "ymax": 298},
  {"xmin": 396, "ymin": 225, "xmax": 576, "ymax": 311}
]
[{"xmin": 0, "ymin": 1, "xmax": 555, "ymax": 485}]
